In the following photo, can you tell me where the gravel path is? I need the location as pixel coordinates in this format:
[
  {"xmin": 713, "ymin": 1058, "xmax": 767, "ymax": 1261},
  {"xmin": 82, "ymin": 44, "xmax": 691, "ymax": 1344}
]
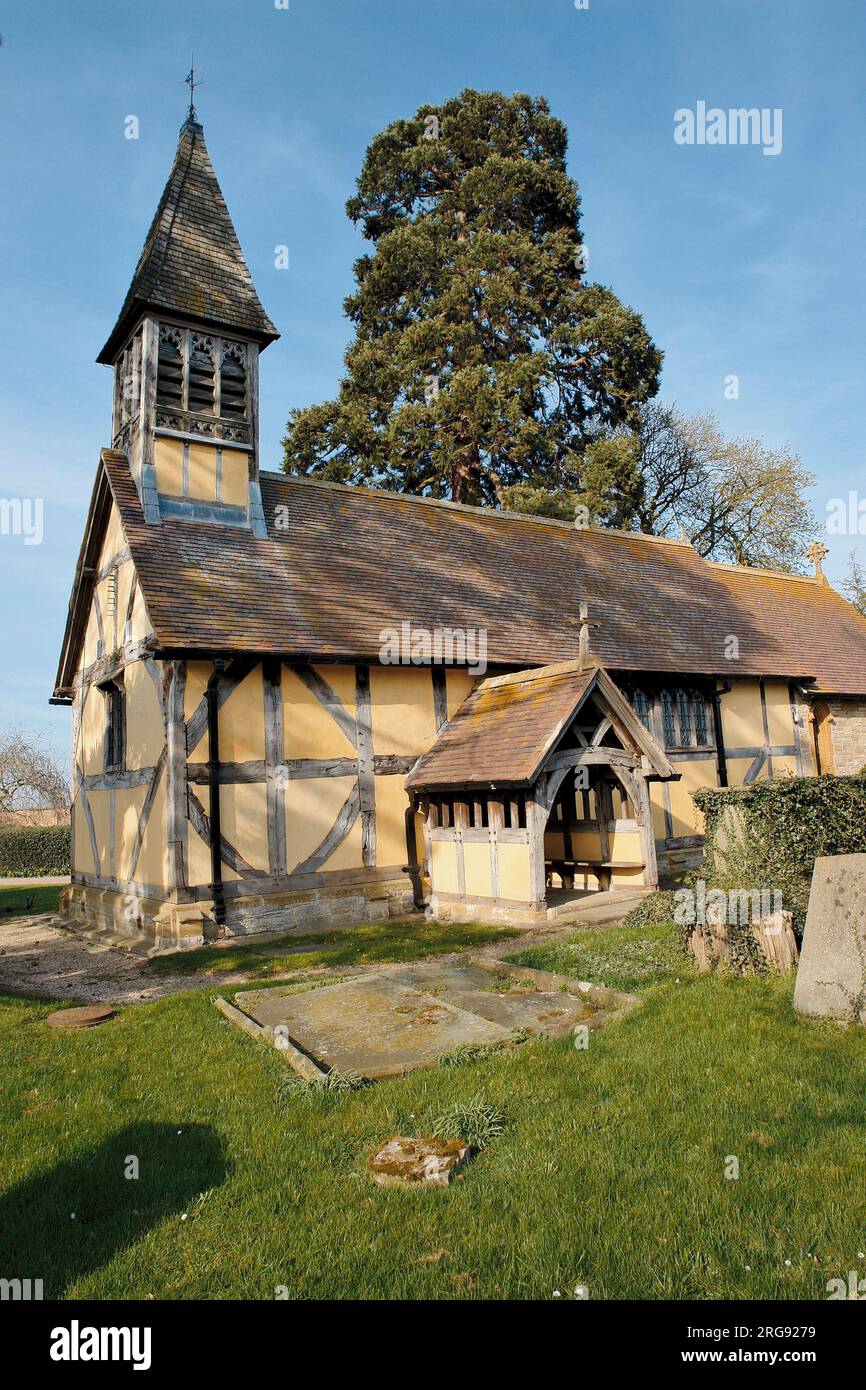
[
  {"xmin": 0, "ymin": 917, "xmax": 259, "ymax": 1006},
  {"xmin": 0, "ymin": 913, "xmax": 581, "ymax": 1010}
]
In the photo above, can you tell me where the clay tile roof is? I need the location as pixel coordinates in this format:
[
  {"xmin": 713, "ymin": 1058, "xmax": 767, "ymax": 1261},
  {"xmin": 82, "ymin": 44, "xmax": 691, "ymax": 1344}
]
[
  {"xmin": 97, "ymin": 121, "xmax": 278, "ymax": 364},
  {"xmin": 406, "ymin": 663, "xmax": 598, "ymax": 788},
  {"xmin": 53, "ymin": 453, "xmax": 866, "ymax": 700},
  {"xmin": 405, "ymin": 661, "xmax": 675, "ymax": 790}
]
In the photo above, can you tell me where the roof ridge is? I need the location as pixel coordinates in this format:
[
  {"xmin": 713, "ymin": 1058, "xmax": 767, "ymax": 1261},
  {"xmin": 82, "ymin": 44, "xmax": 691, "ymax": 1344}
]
[
  {"xmin": 263, "ymin": 471, "xmax": 698, "ymax": 550},
  {"xmin": 707, "ymin": 559, "xmax": 819, "ymax": 585},
  {"xmin": 480, "ymin": 659, "xmax": 594, "ymax": 689}
]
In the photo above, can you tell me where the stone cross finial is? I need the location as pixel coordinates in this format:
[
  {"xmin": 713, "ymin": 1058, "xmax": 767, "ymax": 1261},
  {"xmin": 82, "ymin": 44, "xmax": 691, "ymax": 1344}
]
[
  {"xmin": 806, "ymin": 541, "xmax": 830, "ymax": 578},
  {"xmin": 578, "ymin": 602, "xmax": 600, "ymax": 670}
]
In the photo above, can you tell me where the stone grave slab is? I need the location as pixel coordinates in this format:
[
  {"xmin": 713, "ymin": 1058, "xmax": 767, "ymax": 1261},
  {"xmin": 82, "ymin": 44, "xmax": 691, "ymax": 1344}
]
[
  {"xmin": 235, "ymin": 974, "xmax": 512, "ymax": 1079},
  {"xmin": 389, "ymin": 960, "xmax": 596, "ymax": 1034},
  {"xmin": 794, "ymin": 853, "xmax": 866, "ymax": 1024}
]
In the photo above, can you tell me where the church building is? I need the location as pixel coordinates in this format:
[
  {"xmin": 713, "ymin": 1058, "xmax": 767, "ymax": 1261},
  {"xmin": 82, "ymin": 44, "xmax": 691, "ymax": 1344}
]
[{"xmin": 53, "ymin": 115, "xmax": 866, "ymax": 947}]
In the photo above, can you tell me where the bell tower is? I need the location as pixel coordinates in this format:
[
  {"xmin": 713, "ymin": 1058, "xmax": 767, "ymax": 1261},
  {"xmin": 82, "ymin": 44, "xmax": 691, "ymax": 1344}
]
[{"xmin": 97, "ymin": 111, "xmax": 279, "ymax": 533}]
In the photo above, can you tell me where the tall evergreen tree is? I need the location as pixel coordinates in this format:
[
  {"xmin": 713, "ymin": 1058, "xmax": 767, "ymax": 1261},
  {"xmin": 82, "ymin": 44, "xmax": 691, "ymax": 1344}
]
[{"xmin": 283, "ymin": 90, "xmax": 662, "ymax": 504}]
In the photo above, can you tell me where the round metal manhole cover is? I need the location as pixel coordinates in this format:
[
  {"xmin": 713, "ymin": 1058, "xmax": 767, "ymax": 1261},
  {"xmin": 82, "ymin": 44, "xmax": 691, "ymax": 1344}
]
[{"xmin": 45, "ymin": 1005, "xmax": 115, "ymax": 1029}]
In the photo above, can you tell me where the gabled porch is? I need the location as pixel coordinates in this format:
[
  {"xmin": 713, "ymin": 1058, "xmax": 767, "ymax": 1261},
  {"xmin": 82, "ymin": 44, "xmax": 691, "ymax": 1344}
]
[{"xmin": 406, "ymin": 659, "xmax": 679, "ymax": 927}]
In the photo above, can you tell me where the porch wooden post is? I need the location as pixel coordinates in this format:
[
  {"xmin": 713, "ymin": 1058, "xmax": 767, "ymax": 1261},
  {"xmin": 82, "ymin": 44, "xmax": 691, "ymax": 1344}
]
[
  {"xmin": 636, "ymin": 777, "xmax": 659, "ymax": 888},
  {"xmin": 527, "ymin": 787, "xmax": 548, "ymax": 910},
  {"xmin": 488, "ymin": 796, "xmax": 503, "ymax": 898}
]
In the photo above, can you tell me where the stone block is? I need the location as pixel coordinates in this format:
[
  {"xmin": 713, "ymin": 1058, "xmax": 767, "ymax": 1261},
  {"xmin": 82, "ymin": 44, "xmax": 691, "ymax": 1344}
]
[{"xmin": 369, "ymin": 1137, "xmax": 471, "ymax": 1187}]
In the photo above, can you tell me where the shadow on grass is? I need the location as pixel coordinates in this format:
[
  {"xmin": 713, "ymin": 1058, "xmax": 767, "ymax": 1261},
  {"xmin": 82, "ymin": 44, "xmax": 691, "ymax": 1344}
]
[{"xmin": 0, "ymin": 1122, "xmax": 227, "ymax": 1298}]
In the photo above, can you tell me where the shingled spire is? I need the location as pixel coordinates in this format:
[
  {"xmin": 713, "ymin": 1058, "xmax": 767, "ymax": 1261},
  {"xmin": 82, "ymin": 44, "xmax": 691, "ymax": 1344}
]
[
  {"xmin": 97, "ymin": 118, "xmax": 278, "ymax": 366},
  {"xmin": 101, "ymin": 115, "xmax": 276, "ymax": 534}
]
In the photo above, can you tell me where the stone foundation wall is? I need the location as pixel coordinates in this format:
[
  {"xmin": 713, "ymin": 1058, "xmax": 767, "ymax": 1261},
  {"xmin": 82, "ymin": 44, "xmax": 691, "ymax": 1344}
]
[
  {"xmin": 61, "ymin": 874, "xmax": 418, "ymax": 951},
  {"xmin": 428, "ymin": 893, "xmax": 548, "ymax": 928},
  {"xmin": 827, "ymin": 699, "xmax": 866, "ymax": 775}
]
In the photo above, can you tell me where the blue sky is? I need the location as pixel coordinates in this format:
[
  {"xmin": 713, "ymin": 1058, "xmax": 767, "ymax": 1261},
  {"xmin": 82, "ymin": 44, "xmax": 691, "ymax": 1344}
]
[{"xmin": 1, "ymin": 0, "xmax": 864, "ymax": 759}]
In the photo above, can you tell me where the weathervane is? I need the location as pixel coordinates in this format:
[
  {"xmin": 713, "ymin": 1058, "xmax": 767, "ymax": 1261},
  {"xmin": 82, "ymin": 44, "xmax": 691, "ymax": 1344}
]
[{"xmin": 183, "ymin": 55, "xmax": 204, "ymax": 123}]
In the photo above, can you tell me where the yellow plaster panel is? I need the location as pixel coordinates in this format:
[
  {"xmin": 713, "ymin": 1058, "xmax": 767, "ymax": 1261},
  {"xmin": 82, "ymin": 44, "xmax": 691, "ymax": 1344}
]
[
  {"xmin": 721, "ymin": 681, "xmax": 765, "ymax": 752},
  {"xmin": 115, "ymin": 559, "xmax": 135, "ymax": 645},
  {"xmin": 154, "ymin": 437, "xmax": 184, "ymax": 497},
  {"xmin": 607, "ymin": 828, "xmax": 643, "ymax": 864},
  {"xmin": 80, "ymin": 684, "xmax": 105, "ymax": 775},
  {"xmin": 370, "ymin": 666, "xmax": 437, "ymax": 756},
  {"xmin": 446, "ymin": 669, "xmax": 477, "ymax": 719},
  {"xmin": 99, "ymin": 501, "xmax": 126, "ymax": 569},
  {"xmin": 136, "ymin": 776, "xmax": 168, "ymax": 888},
  {"xmin": 650, "ymin": 783, "xmax": 668, "ymax": 839},
  {"xmin": 771, "ymin": 755, "xmax": 799, "ymax": 778},
  {"xmin": 115, "ymin": 786, "xmax": 146, "ymax": 881},
  {"xmin": 282, "ymin": 665, "xmax": 357, "ymax": 761},
  {"xmin": 219, "ymin": 782, "xmax": 269, "ymax": 873},
  {"xmin": 82, "ymin": 600, "xmax": 100, "ymax": 669},
  {"xmin": 129, "ymin": 584, "xmax": 152, "ymax": 641},
  {"xmin": 610, "ymin": 866, "xmax": 646, "ymax": 887},
  {"xmin": 765, "ymin": 682, "xmax": 794, "ymax": 747},
  {"xmin": 285, "ymin": 775, "xmax": 359, "ymax": 873},
  {"xmin": 125, "ymin": 660, "xmax": 164, "ymax": 770},
  {"xmin": 319, "ymin": 809, "xmax": 364, "ymax": 872},
  {"xmin": 463, "ymin": 840, "xmax": 493, "ymax": 898},
  {"xmin": 186, "ymin": 824, "xmax": 212, "ymax": 888},
  {"xmin": 431, "ymin": 839, "xmax": 459, "ymax": 895},
  {"xmin": 219, "ymin": 667, "xmax": 265, "ymax": 762},
  {"xmin": 72, "ymin": 796, "xmax": 95, "ymax": 875},
  {"xmin": 374, "ymin": 774, "xmax": 411, "ymax": 866},
  {"xmin": 185, "ymin": 661, "xmax": 212, "ymax": 762},
  {"xmin": 220, "ymin": 450, "xmax": 249, "ymax": 507},
  {"xmin": 667, "ymin": 759, "xmax": 719, "ymax": 836},
  {"xmin": 188, "ymin": 443, "xmax": 218, "ymax": 503},
  {"xmin": 726, "ymin": 756, "xmax": 758, "ymax": 788},
  {"xmin": 497, "ymin": 842, "xmax": 532, "ymax": 902},
  {"xmin": 88, "ymin": 789, "xmax": 111, "ymax": 877}
]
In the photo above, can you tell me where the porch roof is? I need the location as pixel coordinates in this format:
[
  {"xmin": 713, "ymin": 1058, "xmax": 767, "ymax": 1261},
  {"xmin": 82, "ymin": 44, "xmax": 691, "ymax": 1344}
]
[{"xmin": 405, "ymin": 660, "xmax": 675, "ymax": 791}]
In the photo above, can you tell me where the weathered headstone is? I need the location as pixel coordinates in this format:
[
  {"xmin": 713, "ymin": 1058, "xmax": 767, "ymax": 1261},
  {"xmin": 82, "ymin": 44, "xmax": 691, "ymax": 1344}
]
[{"xmin": 793, "ymin": 854, "xmax": 866, "ymax": 1024}]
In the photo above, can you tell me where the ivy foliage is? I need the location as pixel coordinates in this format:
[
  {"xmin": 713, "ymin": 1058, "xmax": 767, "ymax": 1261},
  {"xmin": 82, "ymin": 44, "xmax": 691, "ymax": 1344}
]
[{"xmin": 693, "ymin": 774, "xmax": 866, "ymax": 936}]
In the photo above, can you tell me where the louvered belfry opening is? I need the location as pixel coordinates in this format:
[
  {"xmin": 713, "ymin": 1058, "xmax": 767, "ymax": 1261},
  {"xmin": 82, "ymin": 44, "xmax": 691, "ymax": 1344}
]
[
  {"xmin": 156, "ymin": 324, "xmax": 184, "ymax": 410},
  {"xmin": 155, "ymin": 322, "xmax": 247, "ymax": 422},
  {"xmin": 188, "ymin": 333, "xmax": 216, "ymax": 413},
  {"xmin": 220, "ymin": 340, "xmax": 247, "ymax": 419}
]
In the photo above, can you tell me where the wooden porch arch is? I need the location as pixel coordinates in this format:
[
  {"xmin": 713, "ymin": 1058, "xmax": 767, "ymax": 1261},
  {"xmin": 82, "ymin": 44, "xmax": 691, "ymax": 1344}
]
[{"xmin": 407, "ymin": 660, "xmax": 678, "ymax": 916}]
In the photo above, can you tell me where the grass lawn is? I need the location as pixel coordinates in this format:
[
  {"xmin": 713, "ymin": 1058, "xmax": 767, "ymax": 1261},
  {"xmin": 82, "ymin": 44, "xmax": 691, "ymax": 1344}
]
[
  {"xmin": 2, "ymin": 918, "xmax": 865, "ymax": 1300},
  {"xmin": 147, "ymin": 918, "xmax": 519, "ymax": 977},
  {"xmin": 0, "ymin": 883, "xmax": 61, "ymax": 920}
]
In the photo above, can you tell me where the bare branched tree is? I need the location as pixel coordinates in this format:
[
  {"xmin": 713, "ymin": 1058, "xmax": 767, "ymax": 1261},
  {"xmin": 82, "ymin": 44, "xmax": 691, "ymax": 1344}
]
[
  {"xmin": 627, "ymin": 403, "xmax": 818, "ymax": 572},
  {"xmin": 0, "ymin": 727, "xmax": 70, "ymax": 821},
  {"xmin": 842, "ymin": 550, "xmax": 866, "ymax": 616}
]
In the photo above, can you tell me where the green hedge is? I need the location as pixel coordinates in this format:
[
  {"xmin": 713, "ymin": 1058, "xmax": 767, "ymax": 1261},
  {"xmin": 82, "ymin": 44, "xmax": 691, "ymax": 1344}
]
[
  {"xmin": 692, "ymin": 774, "xmax": 866, "ymax": 936},
  {"xmin": 0, "ymin": 824, "xmax": 70, "ymax": 877}
]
